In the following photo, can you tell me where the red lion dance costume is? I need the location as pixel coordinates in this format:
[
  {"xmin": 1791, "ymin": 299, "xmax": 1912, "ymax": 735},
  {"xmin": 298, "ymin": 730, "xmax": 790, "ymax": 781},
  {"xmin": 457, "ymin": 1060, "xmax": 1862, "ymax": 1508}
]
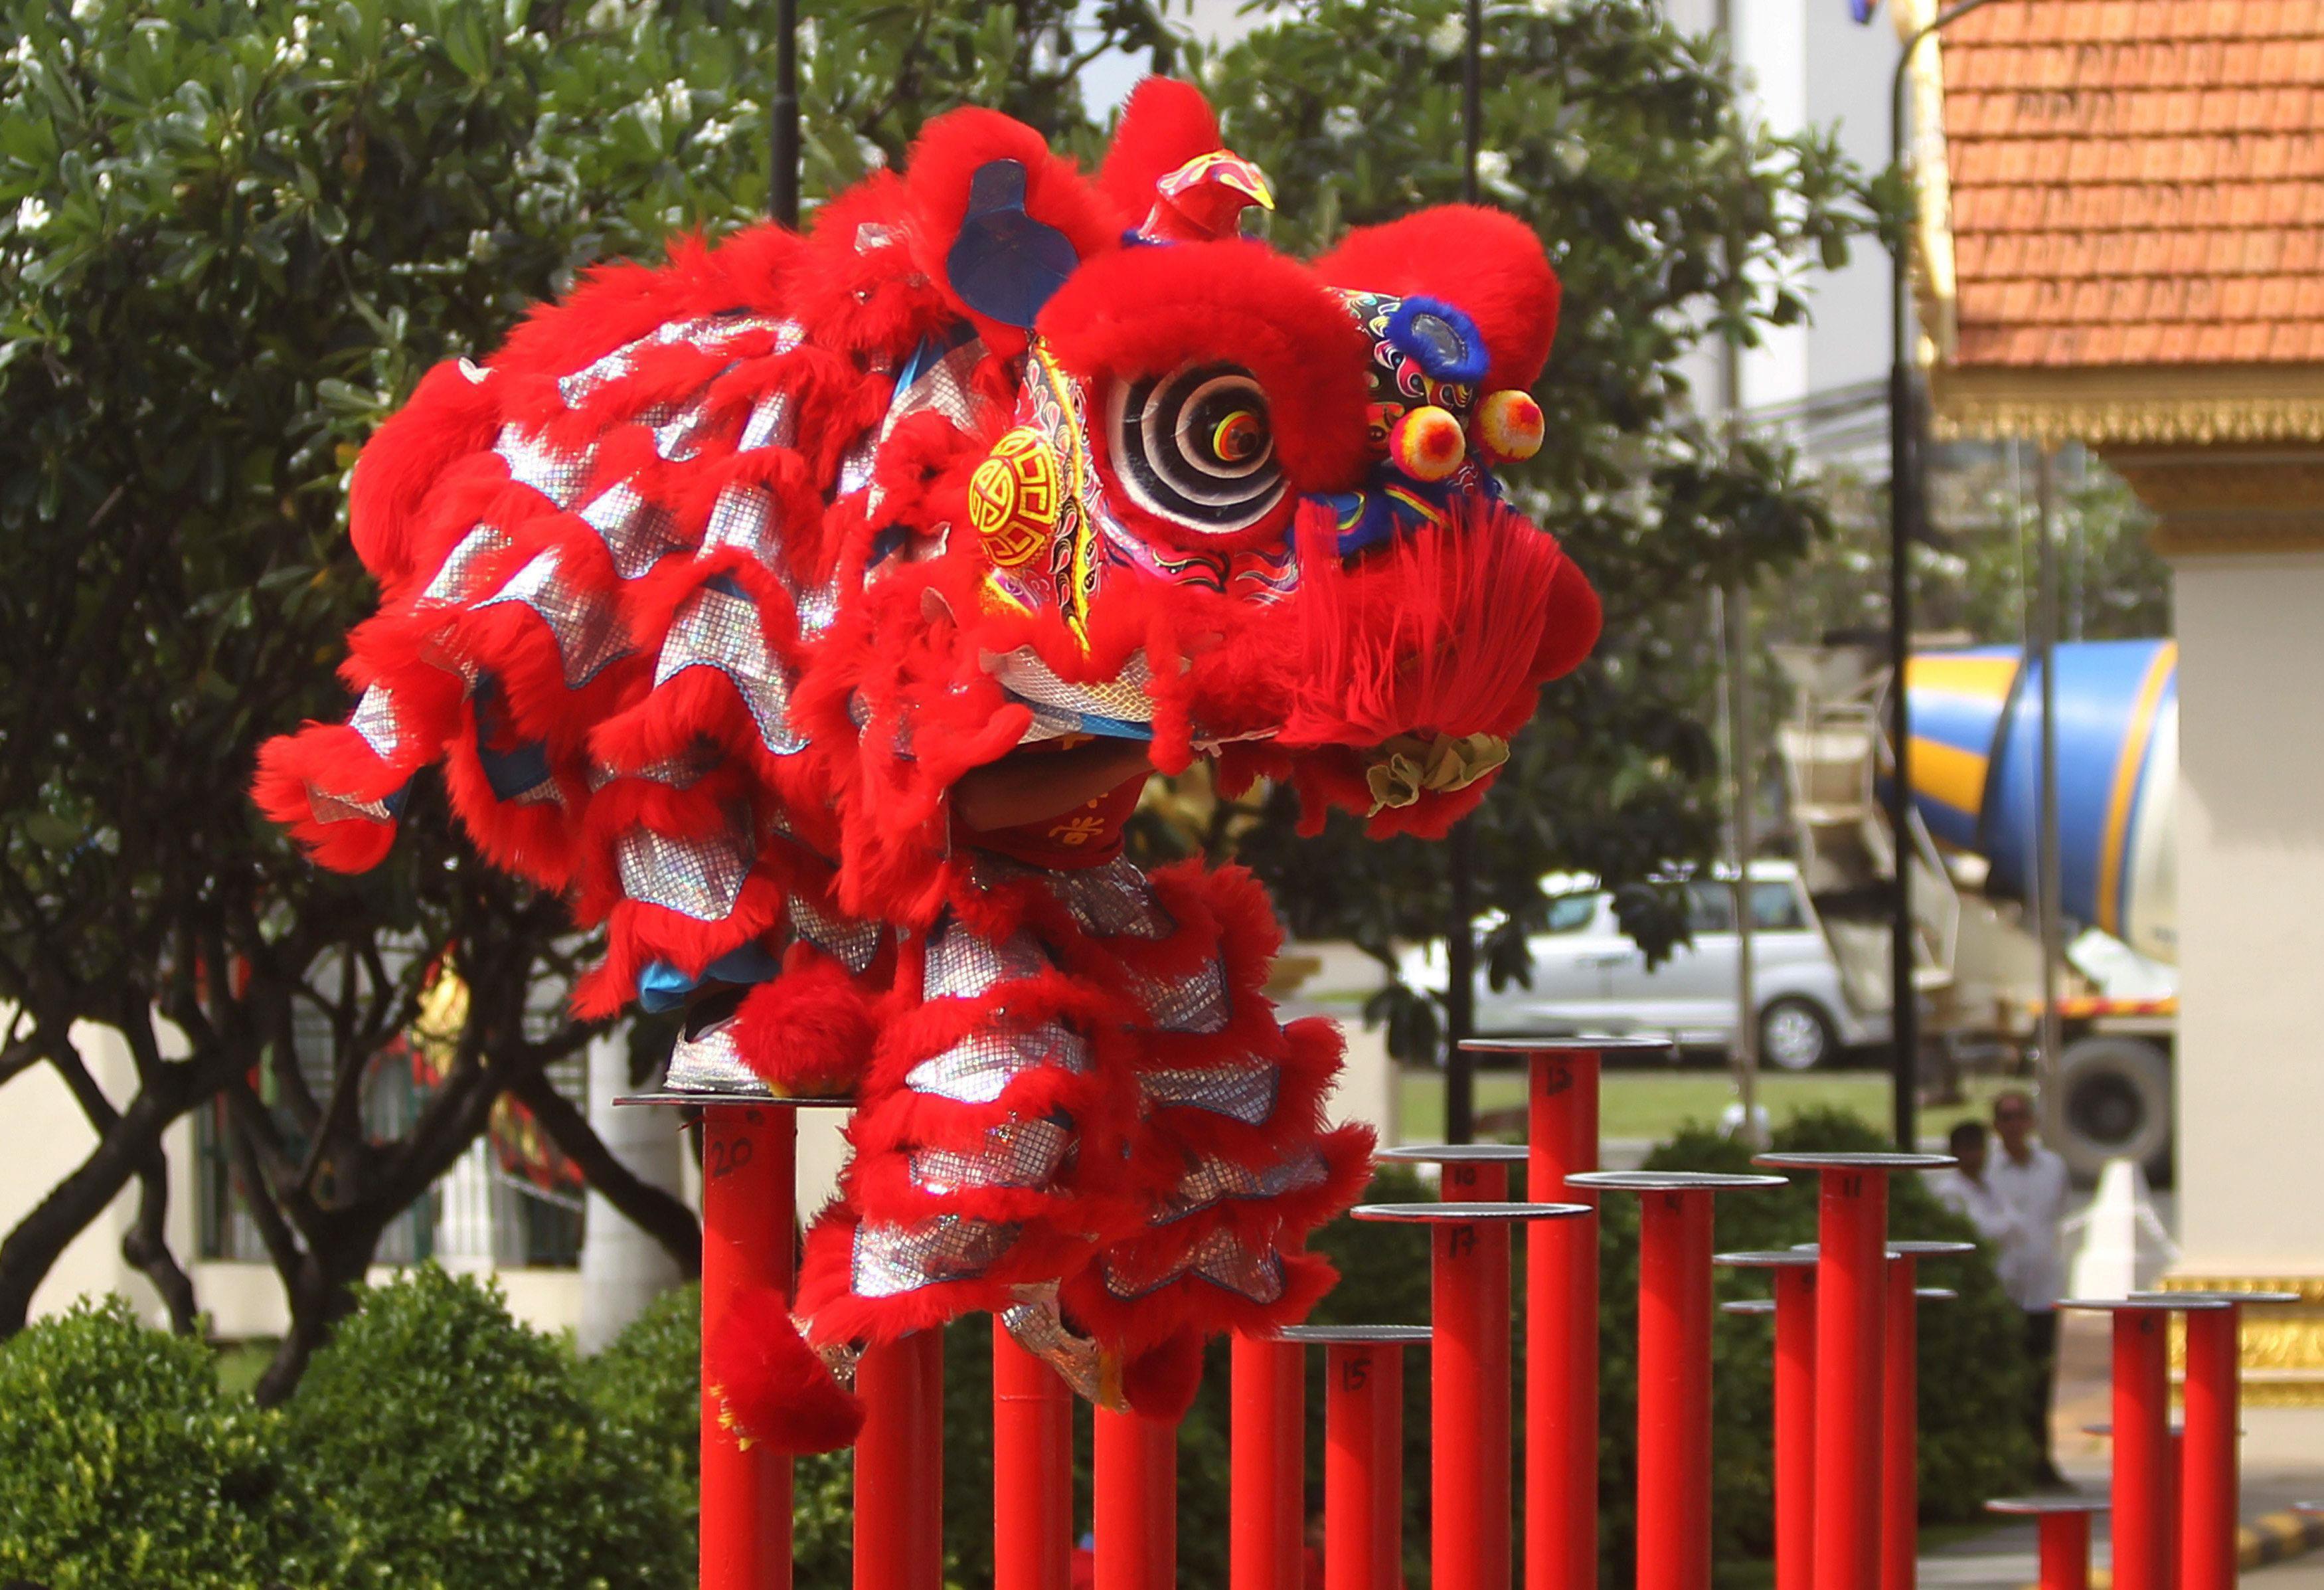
[{"xmin": 256, "ymin": 81, "xmax": 1600, "ymax": 1449}]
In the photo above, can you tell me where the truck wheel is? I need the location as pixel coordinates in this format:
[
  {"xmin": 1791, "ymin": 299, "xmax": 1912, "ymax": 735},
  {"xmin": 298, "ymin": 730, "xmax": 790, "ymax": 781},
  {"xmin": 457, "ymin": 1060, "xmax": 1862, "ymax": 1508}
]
[
  {"xmin": 1759, "ymin": 998, "xmax": 1837, "ymax": 1072},
  {"xmin": 2054, "ymin": 1035, "xmax": 2172, "ymax": 1184}
]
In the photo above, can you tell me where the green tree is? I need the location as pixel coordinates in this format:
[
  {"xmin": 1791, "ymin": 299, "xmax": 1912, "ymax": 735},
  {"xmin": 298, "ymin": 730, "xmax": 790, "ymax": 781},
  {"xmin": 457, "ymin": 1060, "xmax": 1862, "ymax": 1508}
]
[
  {"xmin": 0, "ymin": 0, "xmax": 1172, "ymax": 1395},
  {"xmin": 1765, "ymin": 443, "xmax": 2171, "ymax": 651},
  {"xmin": 1131, "ymin": 0, "xmax": 1884, "ymax": 1053}
]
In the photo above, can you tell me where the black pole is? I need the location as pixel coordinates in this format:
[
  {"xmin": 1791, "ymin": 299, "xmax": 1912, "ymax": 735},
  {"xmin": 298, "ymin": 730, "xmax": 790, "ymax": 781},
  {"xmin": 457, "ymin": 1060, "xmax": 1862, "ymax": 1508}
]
[
  {"xmin": 770, "ymin": 0, "xmax": 800, "ymax": 226},
  {"xmin": 1888, "ymin": 0, "xmax": 2002, "ymax": 1148},
  {"xmin": 1442, "ymin": 0, "xmax": 1485, "ymax": 1144}
]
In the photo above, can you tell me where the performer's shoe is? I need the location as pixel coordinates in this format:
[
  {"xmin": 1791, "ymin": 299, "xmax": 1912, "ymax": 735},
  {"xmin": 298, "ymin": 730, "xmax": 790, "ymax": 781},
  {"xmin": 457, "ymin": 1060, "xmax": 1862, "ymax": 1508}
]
[{"xmin": 1001, "ymin": 1284, "xmax": 1129, "ymax": 1413}]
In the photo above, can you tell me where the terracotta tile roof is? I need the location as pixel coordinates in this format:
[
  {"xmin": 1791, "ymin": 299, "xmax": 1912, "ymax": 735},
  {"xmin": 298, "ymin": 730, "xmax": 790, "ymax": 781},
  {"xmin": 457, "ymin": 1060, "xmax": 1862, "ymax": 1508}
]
[{"xmin": 1939, "ymin": 0, "xmax": 2324, "ymax": 367}]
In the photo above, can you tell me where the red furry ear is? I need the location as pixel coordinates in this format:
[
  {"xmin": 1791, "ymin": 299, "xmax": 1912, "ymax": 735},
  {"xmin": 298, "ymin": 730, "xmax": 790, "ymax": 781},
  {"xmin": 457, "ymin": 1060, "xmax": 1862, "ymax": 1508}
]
[
  {"xmin": 1316, "ymin": 205, "xmax": 1562, "ymax": 393},
  {"xmin": 1097, "ymin": 78, "xmax": 1224, "ymax": 225},
  {"xmin": 902, "ymin": 108, "xmax": 1120, "ymax": 355}
]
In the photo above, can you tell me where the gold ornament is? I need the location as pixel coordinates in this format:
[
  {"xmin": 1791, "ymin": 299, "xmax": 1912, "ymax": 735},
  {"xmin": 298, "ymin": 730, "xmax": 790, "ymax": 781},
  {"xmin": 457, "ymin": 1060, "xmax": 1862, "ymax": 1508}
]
[{"xmin": 968, "ymin": 426, "xmax": 1060, "ymax": 569}]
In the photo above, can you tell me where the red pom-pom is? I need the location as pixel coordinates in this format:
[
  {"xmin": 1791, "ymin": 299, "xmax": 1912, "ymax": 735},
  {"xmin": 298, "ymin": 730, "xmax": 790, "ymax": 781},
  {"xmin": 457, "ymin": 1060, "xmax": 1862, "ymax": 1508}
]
[
  {"xmin": 706, "ymin": 1285, "xmax": 865, "ymax": 1455},
  {"xmin": 1388, "ymin": 405, "xmax": 1467, "ymax": 482},
  {"xmin": 1121, "ymin": 1326, "xmax": 1206, "ymax": 1424},
  {"xmin": 1473, "ymin": 389, "xmax": 1544, "ymax": 464},
  {"xmin": 729, "ymin": 950, "xmax": 878, "ymax": 1097}
]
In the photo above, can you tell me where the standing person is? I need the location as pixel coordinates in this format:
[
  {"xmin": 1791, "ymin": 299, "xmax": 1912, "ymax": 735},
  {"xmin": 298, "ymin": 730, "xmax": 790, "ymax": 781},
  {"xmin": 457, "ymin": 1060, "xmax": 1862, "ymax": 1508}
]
[
  {"xmin": 1930, "ymin": 1120, "xmax": 2010, "ymax": 1240},
  {"xmin": 1980, "ymin": 1089, "xmax": 2072, "ymax": 1484}
]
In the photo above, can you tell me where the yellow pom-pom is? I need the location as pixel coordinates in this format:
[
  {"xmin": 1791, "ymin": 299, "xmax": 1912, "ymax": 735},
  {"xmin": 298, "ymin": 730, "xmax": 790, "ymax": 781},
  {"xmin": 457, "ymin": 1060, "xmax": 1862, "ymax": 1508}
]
[
  {"xmin": 1473, "ymin": 389, "xmax": 1544, "ymax": 464},
  {"xmin": 1388, "ymin": 404, "xmax": 1466, "ymax": 482}
]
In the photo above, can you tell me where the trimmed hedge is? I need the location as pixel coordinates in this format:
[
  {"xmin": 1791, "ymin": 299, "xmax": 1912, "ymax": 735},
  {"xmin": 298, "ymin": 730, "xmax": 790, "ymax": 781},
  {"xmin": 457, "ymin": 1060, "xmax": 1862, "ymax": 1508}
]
[
  {"xmin": 283, "ymin": 1267, "xmax": 685, "ymax": 1590},
  {"xmin": 0, "ymin": 1296, "xmax": 309, "ymax": 1589}
]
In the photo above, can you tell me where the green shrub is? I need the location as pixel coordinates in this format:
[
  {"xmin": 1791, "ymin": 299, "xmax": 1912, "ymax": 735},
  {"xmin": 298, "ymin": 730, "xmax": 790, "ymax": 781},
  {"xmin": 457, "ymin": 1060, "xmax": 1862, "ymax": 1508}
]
[
  {"xmin": 0, "ymin": 1296, "xmax": 307, "ymax": 1589},
  {"xmin": 284, "ymin": 1267, "xmax": 684, "ymax": 1590}
]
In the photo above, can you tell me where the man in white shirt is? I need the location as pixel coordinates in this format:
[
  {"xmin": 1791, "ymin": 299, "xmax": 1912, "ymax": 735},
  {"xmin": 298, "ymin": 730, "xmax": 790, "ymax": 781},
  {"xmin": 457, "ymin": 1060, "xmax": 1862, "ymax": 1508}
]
[{"xmin": 1932, "ymin": 1093, "xmax": 2071, "ymax": 1483}]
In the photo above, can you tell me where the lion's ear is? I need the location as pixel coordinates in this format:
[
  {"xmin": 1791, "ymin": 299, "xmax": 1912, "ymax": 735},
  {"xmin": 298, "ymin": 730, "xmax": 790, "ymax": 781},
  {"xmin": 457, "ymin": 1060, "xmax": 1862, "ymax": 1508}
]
[
  {"xmin": 902, "ymin": 108, "xmax": 1118, "ymax": 351},
  {"xmin": 1315, "ymin": 206, "xmax": 1561, "ymax": 393}
]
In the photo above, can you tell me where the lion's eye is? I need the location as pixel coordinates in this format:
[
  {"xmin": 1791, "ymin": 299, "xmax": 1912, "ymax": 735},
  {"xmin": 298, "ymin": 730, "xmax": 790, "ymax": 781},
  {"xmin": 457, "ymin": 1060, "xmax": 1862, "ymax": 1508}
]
[{"xmin": 1107, "ymin": 361, "xmax": 1286, "ymax": 535}]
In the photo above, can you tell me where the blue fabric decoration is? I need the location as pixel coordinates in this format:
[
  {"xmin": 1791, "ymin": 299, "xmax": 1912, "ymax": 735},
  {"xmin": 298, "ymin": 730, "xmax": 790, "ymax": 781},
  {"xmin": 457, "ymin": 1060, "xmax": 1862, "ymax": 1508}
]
[
  {"xmin": 471, "ymin": 673, "xmax": 555, "ymax": 802},
  {"xmin": 637, "ymin": 941, "xmax": 785, "ymax": 1014},
  {"xmin": 1850, "ymin": 0, "xmax": 1876, "ymax": 21},
  {"xmin": 1322, "ymin": 460, "xmax": 1504, "ymax": 559},
  {"xmin": 1384, "ymin": 296, "xmax": 1490, "ymax": 386},
  {"xmin": 946, "ymin": 159, "xmax": 1080, "ymax": 329}
]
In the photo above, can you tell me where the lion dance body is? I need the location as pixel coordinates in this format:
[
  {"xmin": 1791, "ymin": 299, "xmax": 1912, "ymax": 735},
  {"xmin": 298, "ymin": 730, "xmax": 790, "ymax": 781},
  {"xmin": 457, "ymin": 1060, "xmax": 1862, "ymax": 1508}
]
[{"xmin": 256, "ymin": 81, "xmax": 1602, "ymax": 1450}]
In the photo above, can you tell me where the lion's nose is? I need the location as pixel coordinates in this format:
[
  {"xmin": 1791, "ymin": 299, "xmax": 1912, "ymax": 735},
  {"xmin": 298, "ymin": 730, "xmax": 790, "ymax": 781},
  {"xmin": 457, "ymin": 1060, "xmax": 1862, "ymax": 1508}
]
[{"xmin": 1388, "ymin": 404, "xmax": 1466, "ymax": 482}]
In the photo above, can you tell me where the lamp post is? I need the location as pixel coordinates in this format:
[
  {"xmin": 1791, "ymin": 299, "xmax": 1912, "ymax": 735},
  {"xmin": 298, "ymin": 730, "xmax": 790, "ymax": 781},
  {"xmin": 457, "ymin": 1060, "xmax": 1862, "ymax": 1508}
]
[
  {"xmin": 1886, "ymin": 0, "xmax": 2006, "ymax": 1147},
  {"xmin": 770, "ymin": 0, "xmax": 799, "ymax": 227}
]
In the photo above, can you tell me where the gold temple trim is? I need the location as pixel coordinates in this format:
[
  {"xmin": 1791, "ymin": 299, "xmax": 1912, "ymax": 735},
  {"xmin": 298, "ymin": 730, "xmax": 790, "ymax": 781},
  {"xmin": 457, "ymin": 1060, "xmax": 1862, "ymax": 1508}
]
[
  {"xmin": 2160, "ymin": 1275, "xmax": 2324, "ymax": 1408},
  {"xmin": 1931, "ymin": 365, "xmax": 2324, "ymax": 448}
]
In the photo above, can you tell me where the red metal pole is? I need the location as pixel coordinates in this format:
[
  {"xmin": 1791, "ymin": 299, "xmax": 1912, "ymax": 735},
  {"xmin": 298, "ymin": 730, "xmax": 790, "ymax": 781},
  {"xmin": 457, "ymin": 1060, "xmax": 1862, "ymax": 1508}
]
[
  {"xmin": 1881, "ymin": 1255, "xmax": 1918, "ymax": 1590},
  {"xmin": 2038, "ymin": 1512, "xmax": 2093, "ymax": 1590},
  {"xmin": 1756, "ymin": 1154, "xmax": 1953, "ymax": 1590},
  {"xmin": 1327, "ymin": 1340, "xmax": 1407, "ymax": 1590},
  {"xmin": 1446, "ymin": 1154, "xmax": 1513, "ymax": 1590},
  {"xmin": 856, "ymin": 1330, "xmax": 944, "ymax": 1590},
  {"xmin": 1434, "ymin": 1205, "xmax": 1509, "ymax": 1590},
  {"xmin": 1095, "ymin": 1408, "xmax": 1177, "ymax": 1590},
  {"xmin": 701, "ymin": 1105, "xmax": 797, "ymax": 1590},
  {"xmin": 1232, "ymin": 1334, "xmax": 1305, "ymax": 1590},
  {"xmin": 994, "ymin": 1330, "xmax": 1073, "ymax": 1590},
  {"xmin": 1637, "ymin": 1189, "xmax": 1716, "ymax": 1590},
  {"xmin": 1774, "ymin": 1267, "xmax": 1818, "ymax": 1590},
  {"xmin": 1816, "ymin": 1172, "xmax": 1885, "ymax": 1590},
  {"xmin": 2110, "ymin": 1306, "xmax": 2173, "ymax": 1590},
  {"xmin": 1529, "ymin": 1048, "xmax": 1602, "ymax": 1590},
  {"xmin": 2179, "ymin": 1308, "xmax": 2236, "ymax": 1590}
]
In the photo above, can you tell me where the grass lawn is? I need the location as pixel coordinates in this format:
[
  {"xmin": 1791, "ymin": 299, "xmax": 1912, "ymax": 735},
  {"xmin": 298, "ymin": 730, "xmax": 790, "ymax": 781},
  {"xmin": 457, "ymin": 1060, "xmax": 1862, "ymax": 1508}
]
[{"xmin": 1395, "ymin": 1064, "xmax": 2021, "ymax": 1147}]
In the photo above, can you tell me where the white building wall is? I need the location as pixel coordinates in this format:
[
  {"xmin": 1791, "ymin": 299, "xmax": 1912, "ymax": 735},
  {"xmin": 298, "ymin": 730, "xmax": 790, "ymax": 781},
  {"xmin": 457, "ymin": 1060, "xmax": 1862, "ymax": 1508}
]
[{"xmin": 2167, "ymin": 552, "xmax": 2324, "ymax": 1279}]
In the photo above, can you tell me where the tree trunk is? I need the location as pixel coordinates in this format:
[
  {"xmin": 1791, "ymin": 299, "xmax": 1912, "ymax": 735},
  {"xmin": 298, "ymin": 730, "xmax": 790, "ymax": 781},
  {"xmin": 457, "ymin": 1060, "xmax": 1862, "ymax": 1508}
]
[
  {"xmin": 0, "ymin": 1085, "xmax": 179, "ymax": 1336},
  {"xmin": 252, "ymin": 1231, "xmax": 377, "ymax": 1406},
  {"xmin": 120, "ymin": 1144, "xmax": 199, "ymax": 1334}
]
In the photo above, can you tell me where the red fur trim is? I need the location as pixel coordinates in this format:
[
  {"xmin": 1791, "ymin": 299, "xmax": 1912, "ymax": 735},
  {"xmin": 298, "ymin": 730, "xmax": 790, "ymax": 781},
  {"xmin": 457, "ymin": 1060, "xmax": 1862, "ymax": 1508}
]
[
  {"xmin": 1315, "ymin": 205, "xmax": 1563, "ymax": 393},
  {"xmin": 1096, "ymin": 79, "xmax": 1223, "ymax": 228},
  {"xmin": 1121, "ymin": 1326, "xmax": 1206, "ymax": 1423},
  {"xmin": 349, "ymin": 358, "xmax": 507, "ymax": 584},
  {"xmin": 251, "ymin": 725, "xmax": 402, "ymax": 873},
  {"xmin": 706, "ymin": 1283, "xmax": 865, "ymax": 1455},
  {"xmin": 728, "ymin": 951, "xmax": 878, "ymax": 1097},
  {"xmin": 902, "ymin": 108, "xmax": 1120, "ymax": 357},
  {"xmin": 1035, "ymin": 240, "xmax": 1374, "ymax": 503}
]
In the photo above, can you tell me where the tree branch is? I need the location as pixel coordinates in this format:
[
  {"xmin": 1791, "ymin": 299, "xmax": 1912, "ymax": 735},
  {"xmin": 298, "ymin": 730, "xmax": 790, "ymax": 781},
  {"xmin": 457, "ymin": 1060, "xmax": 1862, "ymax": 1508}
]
[{"xmin": 514, "ymin": 1069, "xmax": 700, "ymax": 1279}]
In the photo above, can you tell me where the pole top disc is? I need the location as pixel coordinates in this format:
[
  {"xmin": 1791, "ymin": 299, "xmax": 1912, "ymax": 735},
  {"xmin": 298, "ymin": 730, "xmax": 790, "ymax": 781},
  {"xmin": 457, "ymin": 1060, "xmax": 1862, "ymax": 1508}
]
[
  {"xmin": 1458, "ymin": 1034, "xmax": 1677, "ymax": 1057},
  {"xmin": 2130, "ymin": 1288, "xmax": 2305, "ymax": 1307},
  {"xmin": 1716, "ymin": 1249, "xmax": 1819, "ymax": 1269},
  {"xmin": 615, "ymin": 1091, "xmax": 854, "ymax": 1109},
  {"xmin": 2057, "ymin": 1295, "xmax": 2236, "ymax": 1313},
  {"xmin": 1377, "ymin": 1142, "xmax": 1531, "ymax": 1164},
  {"xmin": 1351, "ymin": 1200, "xmax": 1592, "ymax": 1223},
  {"xmin": 1752, "ymin": 1150, "xmax": 1956, "ymax": 1172},
  {"xmin": 1720, "ymin": 1298, "xmax": 1778, "ymax": 1316},
  {"xmin": 1916, "ymin": 1286, "xmax": 1959, "ymax": 1301},
  {"xmin": 1984, "ymin": 1496, "xmax": 2110, "ymax": 1516},
  {"xmin": 1566, "ymin": 1170, "xmax": 1789, "ymax": 1194},
  {"xmin": 1274, "ymin": 1324, "xmax": 1434, "ymax": 1345},
  {"xmin": 1887, "ymin": 1239, "xmax": 1979, "ymax": 1257}
]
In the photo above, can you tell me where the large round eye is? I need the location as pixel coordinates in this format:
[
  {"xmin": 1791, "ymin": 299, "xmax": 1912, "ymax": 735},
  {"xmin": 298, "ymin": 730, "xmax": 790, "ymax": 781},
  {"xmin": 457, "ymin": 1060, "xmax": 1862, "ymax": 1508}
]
[{"xmin": 1106, "ymin": 361, "xmax": 1287, "ymax": 536}]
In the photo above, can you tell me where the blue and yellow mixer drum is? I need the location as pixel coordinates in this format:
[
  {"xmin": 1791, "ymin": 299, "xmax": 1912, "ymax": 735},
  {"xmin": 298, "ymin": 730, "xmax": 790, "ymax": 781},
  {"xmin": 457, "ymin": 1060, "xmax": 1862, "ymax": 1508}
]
[{"xmin": 1903, "ymin": 640, "xmax": 2177, "ymax": 965}]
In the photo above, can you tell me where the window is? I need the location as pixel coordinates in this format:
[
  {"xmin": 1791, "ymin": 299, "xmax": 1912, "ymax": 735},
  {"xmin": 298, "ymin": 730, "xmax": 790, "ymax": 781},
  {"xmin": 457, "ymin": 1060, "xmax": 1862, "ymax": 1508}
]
[
  {"xmin": 1684, "ymin": 881, "xmax": 1736, "ymax": 934},
  {"xmin": 1544, "ymin": 892, "xmax": 1598, "ymax": 934},
  {"xmin": 1750, "ymin": 880, "xmax": 1808, "ymax": 931}
]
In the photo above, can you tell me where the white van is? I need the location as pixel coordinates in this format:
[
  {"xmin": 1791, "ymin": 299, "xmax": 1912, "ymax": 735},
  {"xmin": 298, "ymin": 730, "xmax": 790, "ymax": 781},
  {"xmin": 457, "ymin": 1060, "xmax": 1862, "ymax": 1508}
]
[{"xmin": 1400, "ymin": 860, "xmax": 1889, "ymax": 1070}]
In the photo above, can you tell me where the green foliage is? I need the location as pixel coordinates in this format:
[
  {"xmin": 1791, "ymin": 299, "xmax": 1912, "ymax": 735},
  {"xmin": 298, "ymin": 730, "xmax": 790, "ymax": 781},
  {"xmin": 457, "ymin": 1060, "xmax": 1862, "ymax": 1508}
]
[
  {"xmin": 1150, "ymin": 0, "xmax": 1886, "ymax": 1047},
  {"xmin": 0, "ymin": 1296, "xmax": 308, "ymax": 1589},
  {"xmin": 1765, "ymin": 446, "xmax": 2171, "ymax": 651},
  {"xmin": 284, "ymin": 1267, "xmax": 685, "ymax": 1590}
]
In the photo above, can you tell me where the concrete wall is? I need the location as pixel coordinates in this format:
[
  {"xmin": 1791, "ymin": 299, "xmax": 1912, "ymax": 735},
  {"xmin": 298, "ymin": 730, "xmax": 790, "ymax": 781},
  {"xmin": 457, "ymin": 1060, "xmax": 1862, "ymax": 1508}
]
[{"xmin": 2169, "ymin": 551, "xmax": 2324, "ymax": 1279}]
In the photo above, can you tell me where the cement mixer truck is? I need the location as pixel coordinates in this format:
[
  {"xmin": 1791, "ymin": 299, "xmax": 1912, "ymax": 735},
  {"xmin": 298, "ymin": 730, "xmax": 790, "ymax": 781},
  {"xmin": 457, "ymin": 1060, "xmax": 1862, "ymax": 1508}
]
[{"xmin": 1775, "ymin": 637, "xmax": 2179, "ymax": 1180}]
